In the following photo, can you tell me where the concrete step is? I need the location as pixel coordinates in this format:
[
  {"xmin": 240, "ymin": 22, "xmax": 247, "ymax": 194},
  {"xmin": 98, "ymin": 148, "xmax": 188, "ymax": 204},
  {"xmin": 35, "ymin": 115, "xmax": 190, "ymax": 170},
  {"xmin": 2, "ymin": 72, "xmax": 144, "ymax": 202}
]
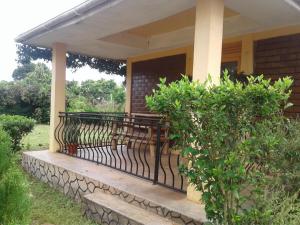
[
  {"xmin": 84, "ymin": 191, "xmax": 175, "ymax": 225},
  {"xmin": 22, "ymin": 151, "xmax": 206, "ymax": 225}
]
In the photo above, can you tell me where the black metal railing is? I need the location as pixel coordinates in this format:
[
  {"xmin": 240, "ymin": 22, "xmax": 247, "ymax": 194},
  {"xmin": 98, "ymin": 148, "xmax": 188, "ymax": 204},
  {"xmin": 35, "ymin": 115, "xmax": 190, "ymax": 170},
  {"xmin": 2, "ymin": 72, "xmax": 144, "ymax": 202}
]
[{"xmin": 55, "ymin": 112, "xmax": 187, "ymax": 192}]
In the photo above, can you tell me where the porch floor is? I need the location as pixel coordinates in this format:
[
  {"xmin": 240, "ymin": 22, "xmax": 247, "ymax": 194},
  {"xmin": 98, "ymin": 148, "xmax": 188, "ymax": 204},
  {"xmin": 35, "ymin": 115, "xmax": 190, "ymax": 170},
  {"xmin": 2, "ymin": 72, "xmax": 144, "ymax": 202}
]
[
  {"xmin": 72, "ymin": 145, "xmax": 188, "ymax": 192},
  {"xmin": 23, "ymin": 150, "xmax": 206, "ymax": 223}
]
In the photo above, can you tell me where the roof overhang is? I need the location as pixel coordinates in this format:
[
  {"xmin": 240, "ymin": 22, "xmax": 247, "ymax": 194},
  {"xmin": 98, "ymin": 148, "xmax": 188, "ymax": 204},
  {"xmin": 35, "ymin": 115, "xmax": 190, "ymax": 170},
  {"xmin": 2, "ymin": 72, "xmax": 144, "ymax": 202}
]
[{"xmin": 16, "ymin": 0, "xmax": 300, "ymax": 60}]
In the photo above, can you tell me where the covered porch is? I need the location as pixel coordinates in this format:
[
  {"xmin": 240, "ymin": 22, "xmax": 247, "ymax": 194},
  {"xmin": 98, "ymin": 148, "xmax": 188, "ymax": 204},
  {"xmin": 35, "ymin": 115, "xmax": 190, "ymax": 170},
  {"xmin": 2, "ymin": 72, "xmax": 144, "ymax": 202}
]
[
  {"xmin": 54, "ymin": 112, "xmax": 188, "ymax": 192},
  {"xmin": 16, "ymin": 0, "xmax": 300, "ymax": 209}
]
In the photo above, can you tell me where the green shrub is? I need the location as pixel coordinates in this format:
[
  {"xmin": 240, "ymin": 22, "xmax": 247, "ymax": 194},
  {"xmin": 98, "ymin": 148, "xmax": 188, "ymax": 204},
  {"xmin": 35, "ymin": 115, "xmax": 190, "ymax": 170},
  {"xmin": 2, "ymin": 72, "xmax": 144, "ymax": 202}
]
[
  {"xmin": 0, "ymin": 165, "xmax": 31, "ymax": 225},
  {"xmin": 239, "ymin": 187, "xmax": 300, "ymax": 225},
  {"xmin": 67, "ymin": 96, "xmax": 98, "ymax": 112},
  {"xmin": 0, "ymin": 128, "xmax": 31, "ymax": 225},
  {"xmin": 247, "ymin": 118, "xmax": 300, "ymax": 194},
  {"xmin": 268, "ymin": 191, "xmax": 300, "ymax": 225},
  {"xmin": 0, "ymin": 114, "xmax": 35, "ymax": 151},
  {"xmin": 0, "ymin": 128, "xmax": 11, "ymax": 178},
  {"xmin": 146, "ymin": 74, "xmax": 296, "ymax": 225}
]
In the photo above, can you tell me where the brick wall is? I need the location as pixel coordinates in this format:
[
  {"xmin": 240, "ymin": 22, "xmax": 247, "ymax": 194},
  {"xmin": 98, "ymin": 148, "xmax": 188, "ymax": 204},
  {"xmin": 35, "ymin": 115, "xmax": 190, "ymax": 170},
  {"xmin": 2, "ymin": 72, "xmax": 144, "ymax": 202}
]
[
  {"xmin": 131, "ymin": 54, "xmax": 186, "ymax": 113},
  {"xmin": 254, "ymin": 33, "xmax": 300, "ymax": 116}
]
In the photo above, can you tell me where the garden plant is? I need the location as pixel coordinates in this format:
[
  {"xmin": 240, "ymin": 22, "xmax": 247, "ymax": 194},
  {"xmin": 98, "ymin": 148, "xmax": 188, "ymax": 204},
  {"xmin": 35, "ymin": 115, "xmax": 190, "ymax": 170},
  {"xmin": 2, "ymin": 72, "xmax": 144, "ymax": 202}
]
[
  {"xmin": 0, "ymin": 128, "xmax": 31, "ymax": 225},
  {"xmin": 0, "ymin": 114, "xmax": 35, "ymax": 151},
  {"xmin": 146, "ymin": 73, "xmax": 300, "ymax": 225}
]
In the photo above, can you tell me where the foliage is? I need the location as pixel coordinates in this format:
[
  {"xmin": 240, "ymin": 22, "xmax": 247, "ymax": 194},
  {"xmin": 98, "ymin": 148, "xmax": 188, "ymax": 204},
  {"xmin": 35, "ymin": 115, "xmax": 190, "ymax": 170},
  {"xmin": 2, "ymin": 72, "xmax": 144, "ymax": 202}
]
[
  {"xmin": 247, "ymin": 118, "xmax": 300, "ymax": 194},
  {"xmin": 112, "ymin": 86, "xmax": 126, "ymax": 106},
  {"xmin": 12, "ymin": 63, "xmax": 35, "ymax": 80},
  {"xmin": 234, "ymin": 118, "xmax": 300, "ymax": 224},
  {"xmin": 0, "ymin": 63, "xmax": 51, "ymax": 123},
  {"xmin": 146, "ymin": 74, "xmax": 298, "ymax": 225},
  {"xmin": 20, "ymin": 63, "xmax": 52, "ymax": 122},
  {"xmin": 81, "ymin": 79, "xmax": 117, "ymax": 104},
  {"xmin": 67, "ymin": 80, "xmax": 81, "ymax": 99},
  {"xmin": 0, "ymin": 128, "xmax": 11, "ymax": 179},
  {"xmin": 0, "ymin": 114, "xmax": 35, "ymax": 152},
  {"xmin": 67, "ymin": 79, "xmax": 125, "ymax": 112},
  {"xmin": 0, "ymin": 128, "xmax": 31, "ymax": 225},
  {"xmin": 0, "ymin": 81, "xmax": 24, "ymax": 114},
  {"xmin": 67, "ymin": 96, "xmax": 98, "ymax": 113},
  {"xmin": 238, "ymin": 187, "xmax": 300, "ymax": 225},
  {"xmin": 17, "ymin": 43, "xmax": 126, "ymax": 76},
  {"xmin": 266, "ymin": 190, "xmax": 300, "ymax": 225},
  {"xmin": 0, "ymin": 63, "xmax": 126, "ymax": 123}
]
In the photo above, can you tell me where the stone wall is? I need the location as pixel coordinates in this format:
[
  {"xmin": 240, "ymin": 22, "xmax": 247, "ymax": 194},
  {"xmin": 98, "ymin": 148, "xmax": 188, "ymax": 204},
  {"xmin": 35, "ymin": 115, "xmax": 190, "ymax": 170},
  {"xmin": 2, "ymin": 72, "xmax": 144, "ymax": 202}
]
[{"xmin": 22, "ymin": 152, "xmax": 202, "ymax": 225}]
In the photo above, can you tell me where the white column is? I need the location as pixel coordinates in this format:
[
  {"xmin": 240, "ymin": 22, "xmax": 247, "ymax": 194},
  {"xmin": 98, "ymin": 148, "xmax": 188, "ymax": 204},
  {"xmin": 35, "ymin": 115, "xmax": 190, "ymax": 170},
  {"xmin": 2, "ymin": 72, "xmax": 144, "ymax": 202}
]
[
  {"xmin": 188, "ymin": 0, "xmax": 224, "ymax": 202},
  {"xmin": 192, "ymin": 0, "xmax": 224, "ymax": 84},
  {"xmin": 241, "ymin": 36, "xmax": 254, "ymax": 74},
  {"xmin": 125, "ymin": 59, "xmax": 132, "ymax": 113},
  {"xmin": 49, "ymin": 43, "xmax": 66, "ymax": 152}
]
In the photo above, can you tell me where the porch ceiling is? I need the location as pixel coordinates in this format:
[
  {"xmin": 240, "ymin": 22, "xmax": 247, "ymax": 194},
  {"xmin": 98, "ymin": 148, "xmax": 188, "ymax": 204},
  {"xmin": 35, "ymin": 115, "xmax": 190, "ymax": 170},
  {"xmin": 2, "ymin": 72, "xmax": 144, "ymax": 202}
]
[{"xmin": 16, "ymin": 0, "xmax": 300, "ymax": 60}]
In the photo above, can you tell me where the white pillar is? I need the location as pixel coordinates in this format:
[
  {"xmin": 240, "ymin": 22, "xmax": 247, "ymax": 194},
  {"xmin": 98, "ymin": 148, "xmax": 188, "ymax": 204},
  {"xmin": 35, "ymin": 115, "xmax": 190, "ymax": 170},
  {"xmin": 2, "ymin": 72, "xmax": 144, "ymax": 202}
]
[
  {"xmin": 192, "ymin": 0, "xmax": 224, "ymax": 84},
  {"xmin": 241, "ymin": 36, "xmax": 254, "ymax": 74},
  {"xmin": 125, "ymin": 59, "xmax": 132, "ymax": 113},
  {"xmin": 49, "ymin": 43, "xmax": 66, "ymax": 152},
  {"xmin": 188, "ymin": 0, "xmax": 224, "ymax": 202}
]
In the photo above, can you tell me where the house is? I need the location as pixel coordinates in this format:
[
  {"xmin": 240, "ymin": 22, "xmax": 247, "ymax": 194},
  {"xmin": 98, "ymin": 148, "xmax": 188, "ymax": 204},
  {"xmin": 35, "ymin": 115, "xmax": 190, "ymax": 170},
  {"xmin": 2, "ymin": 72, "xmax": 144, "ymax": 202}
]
[{"xmin": 17, "ymin": 0, "xmax": 300, "ymax": 224}]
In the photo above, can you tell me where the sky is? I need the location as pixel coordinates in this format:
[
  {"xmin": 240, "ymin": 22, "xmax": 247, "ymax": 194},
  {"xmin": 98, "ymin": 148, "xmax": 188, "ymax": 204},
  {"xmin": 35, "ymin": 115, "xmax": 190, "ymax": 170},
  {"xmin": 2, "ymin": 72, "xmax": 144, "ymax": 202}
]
[{"xmin": 0, "ymin": 0, "xmax": 124, "ymax": 84}]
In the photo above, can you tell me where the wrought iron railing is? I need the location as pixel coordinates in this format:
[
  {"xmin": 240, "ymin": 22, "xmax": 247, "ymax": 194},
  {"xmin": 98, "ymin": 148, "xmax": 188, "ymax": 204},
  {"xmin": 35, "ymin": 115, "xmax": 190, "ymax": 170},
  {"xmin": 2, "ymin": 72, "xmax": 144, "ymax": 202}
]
[{"xmin": 55, "ymin": 112, "xmax": 187, "ymax": 192}]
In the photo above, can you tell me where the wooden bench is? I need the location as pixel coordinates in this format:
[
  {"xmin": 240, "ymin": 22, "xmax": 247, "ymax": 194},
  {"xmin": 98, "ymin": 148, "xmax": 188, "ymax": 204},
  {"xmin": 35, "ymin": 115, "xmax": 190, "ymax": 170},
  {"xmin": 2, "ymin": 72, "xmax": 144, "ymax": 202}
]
[{"xmin": 111, "ymin": 113, "xmax": 169, "ymax": 157}]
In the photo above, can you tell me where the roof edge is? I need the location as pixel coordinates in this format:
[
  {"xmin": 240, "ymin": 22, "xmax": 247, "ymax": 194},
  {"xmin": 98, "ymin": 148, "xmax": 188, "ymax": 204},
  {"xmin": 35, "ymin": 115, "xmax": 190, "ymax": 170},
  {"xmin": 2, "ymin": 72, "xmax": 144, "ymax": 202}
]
[{"xmin": 15, "ymin": 0, "xmax": 123, "ymax": 44}]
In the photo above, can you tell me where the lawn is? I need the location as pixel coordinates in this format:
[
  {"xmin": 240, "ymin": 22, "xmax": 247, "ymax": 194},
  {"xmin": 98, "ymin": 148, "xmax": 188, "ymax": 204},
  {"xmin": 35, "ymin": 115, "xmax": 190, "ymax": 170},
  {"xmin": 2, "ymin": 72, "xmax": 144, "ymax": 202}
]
[
  {"xmin": 22, "ymin": 124, "xmax": 50, "ymax": 150},
  {"xmin": 22, "ymin": 125, "xmax": 96, "ymax": 225},
  {"xmin": 27, "ymin": 174, "xmax": 97, "ymax": 225}
]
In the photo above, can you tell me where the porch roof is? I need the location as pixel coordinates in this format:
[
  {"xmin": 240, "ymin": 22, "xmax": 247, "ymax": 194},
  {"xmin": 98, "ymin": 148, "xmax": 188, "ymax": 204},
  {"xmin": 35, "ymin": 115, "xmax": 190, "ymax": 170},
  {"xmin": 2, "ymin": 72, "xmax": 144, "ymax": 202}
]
[{"xmin": 15, "ymin": 0, "xmax": 300, "ymax": 60}]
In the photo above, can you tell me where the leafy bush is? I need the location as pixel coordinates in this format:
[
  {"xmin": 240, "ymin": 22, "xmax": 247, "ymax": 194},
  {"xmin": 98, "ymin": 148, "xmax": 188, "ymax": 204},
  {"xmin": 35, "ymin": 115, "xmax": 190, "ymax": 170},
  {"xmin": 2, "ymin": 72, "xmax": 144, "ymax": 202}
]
[
  {"xmin": 0, "ymin": 114, "xmax": 35, "ymax": 151},
  {"xmin": 146, "ymin": 74, "xmax": 298, "ymax": 225},
  {"xmin": 68, "ymin": 96, "xmax": 98, "ymax": 112},
  {"xmin": 248, "ymin": 118, "xmax": 300, "ymax": 194},
  {"xmin": 0, "ymin": 63, "xmax": 51, "ymax": 123},
  {"xmin": 0, "ymin": 128, "xmax": 11, "ymax": 178},
  {"xmin": 242, "ymin": 189, "xmax": 300, "ymax": 225},
  {"xmin": 0, "ymin": 128, "xmax": 31, "ymax": 225}
]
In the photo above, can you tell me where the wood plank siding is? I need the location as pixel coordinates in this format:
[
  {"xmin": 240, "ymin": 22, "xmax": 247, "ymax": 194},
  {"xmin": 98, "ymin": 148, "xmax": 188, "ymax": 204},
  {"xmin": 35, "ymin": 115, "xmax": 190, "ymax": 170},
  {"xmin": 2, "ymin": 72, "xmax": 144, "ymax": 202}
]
[
  {"xmin": 131, "ymin": 54, "xmax": 186, "ymax": 113},
  {"xmin": 254, "ymin": 33, "xmax": 300, "ymax": 116}
]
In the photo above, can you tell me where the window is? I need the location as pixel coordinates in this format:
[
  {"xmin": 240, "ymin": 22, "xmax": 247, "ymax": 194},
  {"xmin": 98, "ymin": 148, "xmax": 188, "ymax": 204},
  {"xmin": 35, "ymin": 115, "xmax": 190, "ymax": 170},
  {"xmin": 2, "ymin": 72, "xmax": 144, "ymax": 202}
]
[{"xmin": 221, "ymin": 61, "xmax": 238, "ymax": 76}]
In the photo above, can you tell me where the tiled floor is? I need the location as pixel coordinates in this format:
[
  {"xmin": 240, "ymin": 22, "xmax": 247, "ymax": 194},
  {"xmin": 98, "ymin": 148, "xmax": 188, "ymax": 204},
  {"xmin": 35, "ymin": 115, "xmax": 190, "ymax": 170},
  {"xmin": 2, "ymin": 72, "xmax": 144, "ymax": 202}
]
[{"xmin": 63, "ymin": 144, "xmax": 188, "ymax": 192}]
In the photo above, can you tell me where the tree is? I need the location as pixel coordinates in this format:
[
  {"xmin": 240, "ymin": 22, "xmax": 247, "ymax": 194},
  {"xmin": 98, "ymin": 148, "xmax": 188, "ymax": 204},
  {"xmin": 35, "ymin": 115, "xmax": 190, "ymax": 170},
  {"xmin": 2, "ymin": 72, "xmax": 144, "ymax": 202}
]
[
  {"xmin": 0, "ymin": 63, "xmax": 52, "ymax": 123},
  {"xmin": 20, "ymin": 63, "xmax": 52, "ymax": 123},
  {"xmin": 66, "ymin": 80, "xmax": 80, "ymax": 98},
  {"xmin": 12, "ymin": 63, "xmax": 35, "ymax": 80},
  {"xmin": 112, "ymin": 86, "xmax": 125, "ymax": 105},
  {"xmin": 1, "ymin": 62, "xmax": 126, "ymax": 122},
  {"xmin": 16, "ymin": 44, "xmax": 126, "ymax": 76},
  {"xmin": 80, "ymin": 79, "xmax": 117, "ymax": 104}
]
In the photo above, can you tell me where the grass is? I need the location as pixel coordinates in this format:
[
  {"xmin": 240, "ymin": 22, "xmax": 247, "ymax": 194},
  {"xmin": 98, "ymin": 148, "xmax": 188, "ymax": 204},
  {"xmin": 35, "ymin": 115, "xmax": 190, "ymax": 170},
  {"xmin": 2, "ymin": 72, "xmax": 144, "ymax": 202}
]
[
  {"xmin": 27, "ymin": 174, "xmax": 97, "ymax": 225},
  {"xmin": 21, "ymin": 125, "xmax": 96, "ymax": 225},
  {"xmin": 22, "ymin": 124, "xmax": 49, "ymax": 150}
]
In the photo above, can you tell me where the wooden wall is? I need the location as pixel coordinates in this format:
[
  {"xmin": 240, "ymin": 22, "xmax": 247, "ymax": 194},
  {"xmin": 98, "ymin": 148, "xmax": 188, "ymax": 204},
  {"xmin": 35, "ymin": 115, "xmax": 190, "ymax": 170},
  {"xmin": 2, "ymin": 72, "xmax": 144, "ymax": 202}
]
[
  {"xmin": 254, "ymin": 33, "xmax": 300, "ymax": 116},
  {"xmin": 131, "ymin": 54, "xmax": 186, "ymax": 113}
]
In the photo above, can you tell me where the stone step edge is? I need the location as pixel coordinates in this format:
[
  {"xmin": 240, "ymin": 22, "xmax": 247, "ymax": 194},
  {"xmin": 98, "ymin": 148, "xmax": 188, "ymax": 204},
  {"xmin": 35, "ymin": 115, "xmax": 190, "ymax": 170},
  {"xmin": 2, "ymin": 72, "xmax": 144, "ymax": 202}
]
[
  {"xmin": 22, "ymin": 152, "xmax": 204, "ymax": 225},
  {"xmin": 83, "ymin": 192, "xmax": 175, "ymax": 225}
]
